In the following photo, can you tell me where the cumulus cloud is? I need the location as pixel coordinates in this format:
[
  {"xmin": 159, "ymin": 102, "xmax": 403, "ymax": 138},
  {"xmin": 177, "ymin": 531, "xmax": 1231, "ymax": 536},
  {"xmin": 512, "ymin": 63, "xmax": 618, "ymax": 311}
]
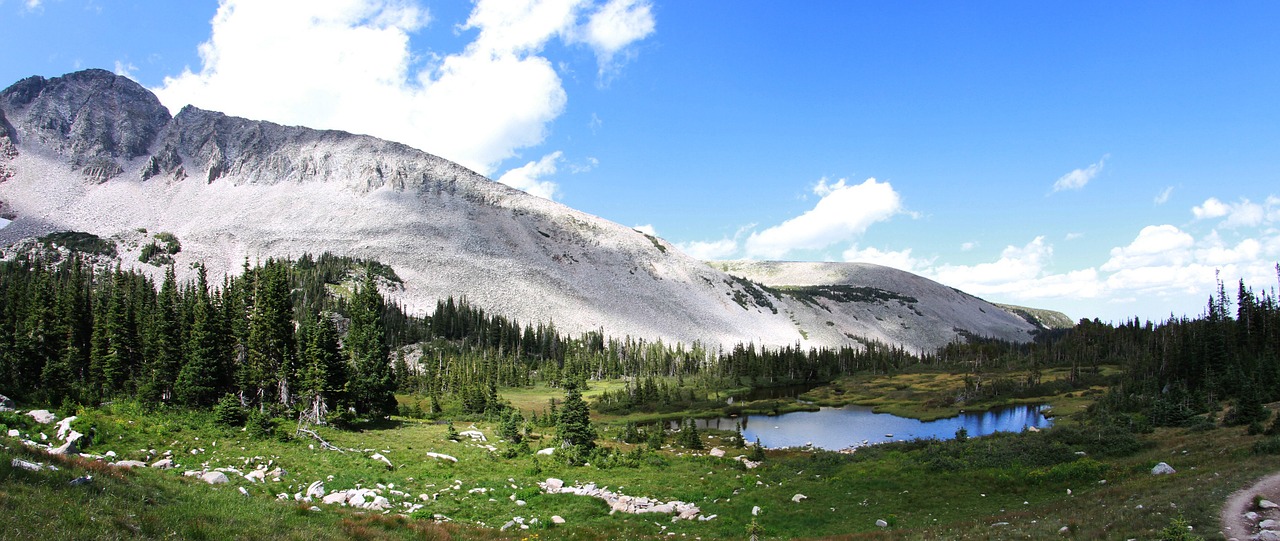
[
  {"xmin": 572, "ymin": 0, "xmax": 655, "ymax": 78},
  {"xmin": 1100, "ymin": 225, "xmax": 1195, "ymax": 272},
  {"xmin": 495, "ymin": 151, "xmax": 562, "ymax": 200},
  {"xmin": 744, "ymin": 178, "xmax": 903, "ymax": 259},
  {"xmin": 677, "ymin": 238, "xmax": 739, "ymax": 260},
  {"xmin": 1192, "ymin": 197, "xmax": 1267, "ymax": 228},
  {"xmin": 153, "ymin": 0, "xmax": 654, "ymax": 183},
  {"xmin": 1050, "ymin": 155, "xmax": 1107, "ymax": 193},
  {"xmin": 632, "ymin": 224, "xmax": 656, "ymax": 236},
  {"xmin": 842, "ymin": 245, "xmax": 929, "ymax": 273}
]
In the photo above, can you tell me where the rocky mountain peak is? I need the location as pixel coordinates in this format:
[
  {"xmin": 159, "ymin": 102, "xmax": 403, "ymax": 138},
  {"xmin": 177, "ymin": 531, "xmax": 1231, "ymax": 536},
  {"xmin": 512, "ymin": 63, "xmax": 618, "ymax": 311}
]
[{"xmin": 0, "ymin": 69, "xmax": 171, "ymax": 180}]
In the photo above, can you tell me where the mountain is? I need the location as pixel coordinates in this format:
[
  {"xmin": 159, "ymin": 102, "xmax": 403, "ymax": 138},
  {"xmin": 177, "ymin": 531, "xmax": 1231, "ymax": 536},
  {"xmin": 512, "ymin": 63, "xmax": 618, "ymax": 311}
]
[{"xmin": 0, "ymin": 69, "xmax": 1043, "ymax": 352}]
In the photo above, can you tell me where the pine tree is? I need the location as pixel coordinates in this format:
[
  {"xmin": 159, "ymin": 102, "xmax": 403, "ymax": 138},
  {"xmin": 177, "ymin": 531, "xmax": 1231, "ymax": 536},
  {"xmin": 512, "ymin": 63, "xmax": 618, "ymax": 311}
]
[
  {"xmin": 175, "ymin": 270, "xmax": 220, "ymax": 407},
  {"xmin": 556, "ymin": 379, "xmax": 596, "ymax": 452},
  {"xmin": 245, "ymin": 261, "xmax": 295, "ymax": 408},
  {"xmin": 297, "ymin": 315, "xmax": 346, "ymax": 423},
  {"xmin": 348, "ymin": 271, "xmax": 395, "ymax": 418}
]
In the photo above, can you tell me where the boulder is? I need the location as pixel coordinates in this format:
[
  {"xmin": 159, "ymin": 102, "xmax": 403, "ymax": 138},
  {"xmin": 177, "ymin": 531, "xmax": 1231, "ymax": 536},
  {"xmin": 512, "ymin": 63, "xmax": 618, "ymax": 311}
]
[
  {"xmin": 1246, "ymin": 511, "xmax": 1261, "ymax": 522},
  {"xmin": 425, "ymin": 452, "xmax": 457, "ymax": 462},
  {"xmin": 151, "ymin": 458, "xmax": 174, "ymax": 469},
  {"xmin": 113, "ymin": 460, "xmax": 147, "ymax": 468},
  {"xmin": 709, "ymin": 447, "xmax": 726, "ymax": 458},
  {"xmin": 27, "ymin": 410, "xmax": 56, "ymax": 424},
  {"xmin": 545, "ymin": 478, "xmax": 565, "ymax": 490},
  {"xmin": 551, "ymin": 515, "xmax": 565, "ymax": 525},
  {"xmin": 1261, "ymin": 499, "xmax": 1280, "ymax": 510},
  {"xmin": 792, "ymin": 493, "xmax": 807, "ymax": 503},
  {"xmin": 370, "ymin": 453, "xmax": 393, "ymax": 468},
  {"xmin": 12, "ymin": 458, "xmax": 43, "ymax": 472},
  {"xmin": 201, "ymin": 471, "xmax": 230, "ymax": 485},
  {"xmin": 55, "ymin": 416, "xmax": 77, "ymax": 440},
  {"xmin": 752, "ymin": 505, "xmax": 761, "ymax": 516},
  {"xmin": 244, "ymin": 469, "xmax": 266, "ymax": 483},
  {"xmin": 875, "ymin": 519, "xmax": 888, "ymax": 528},
  {"xmin": 458, "ymin": 430, "xmax": 487, "ymax": 442},
  {"xmin": 238, "ymin": 486, "xmax": 249, "ymax": 496},
  {"xmin": 6, "ymin": 429, "xmax": 18, "ymax": 437},
  {"xmin": 536, "ymin": 447, "xmax": 555, "ymax": 456},
  {"xmin": 1262, "ymin": 519, "xmax": 1280, "ymax": 530},
  {"xmin": 0, "ymin": 394, "xmax": 14, "ymax": 412},
  {"xmin": 322, "ymin": 492, "xmax": 348, "ymax": 505},
  {"xmin": 1150, "ymin": 462, "xmax": 1176, "ymax": 475},
  {"xmin": 51, "ymin": 439, "xmax": 79, "ymax": 455},
  {"xmin": 307, "ymin": 481, "xmax": 325, "ymax": 499},
  {"xmin": 1259, "ymin": 531, "xmax": 1280, "ymax": 541},
  {"xmin": 349, "ymin": 492, "xmax": 367, "ymax": 507}
]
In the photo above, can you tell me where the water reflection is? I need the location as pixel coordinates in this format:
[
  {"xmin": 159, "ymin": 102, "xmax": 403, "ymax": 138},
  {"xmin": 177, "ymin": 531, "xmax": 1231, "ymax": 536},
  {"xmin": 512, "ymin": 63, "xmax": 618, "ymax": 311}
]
[{"xmin": 685, "ymin": 404, "xmax": 1051, "ymax": 451}]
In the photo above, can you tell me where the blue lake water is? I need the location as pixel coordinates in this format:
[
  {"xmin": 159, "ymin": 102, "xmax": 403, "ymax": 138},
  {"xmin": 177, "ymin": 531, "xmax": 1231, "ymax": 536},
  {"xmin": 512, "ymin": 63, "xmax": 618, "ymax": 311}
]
[{"xmin": 689, "ymin": 404, "xmax": 1052, "ymax": 451}]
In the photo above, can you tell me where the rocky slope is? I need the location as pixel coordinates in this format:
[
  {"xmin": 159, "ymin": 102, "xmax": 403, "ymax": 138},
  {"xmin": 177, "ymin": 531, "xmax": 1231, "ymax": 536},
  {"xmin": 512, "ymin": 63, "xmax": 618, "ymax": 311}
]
[{"xmin": 0, "ymin": 69, "xmax": 1041, "ymax": 352}]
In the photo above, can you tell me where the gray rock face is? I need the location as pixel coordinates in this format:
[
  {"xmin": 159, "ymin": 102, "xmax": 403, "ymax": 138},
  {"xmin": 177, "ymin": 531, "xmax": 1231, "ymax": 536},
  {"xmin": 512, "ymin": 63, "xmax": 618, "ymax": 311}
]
[
  {"xmin": 0, "ymin": 70, "xmax": 170, "ymax": 178},
  {"xmin": 0, "ymin": 69, "xmax": 1046, "ymax": 353}
]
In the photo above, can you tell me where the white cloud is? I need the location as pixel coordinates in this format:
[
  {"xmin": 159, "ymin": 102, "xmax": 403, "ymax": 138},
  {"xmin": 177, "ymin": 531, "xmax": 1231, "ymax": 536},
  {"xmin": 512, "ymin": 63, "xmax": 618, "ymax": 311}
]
[
  {"xmin": 113, "ymin": 61, "xmax": 138, "ymax": 78},
  {"xmin": 930, "ymin": 237, "xmax": 1052, "ymax": 291},
  {"xmin": 1154, "ymin": 186, "xmax": 1174, "ymax": 205},
  {"xmin": 744, "ymin": 177, "xmax": 902, "ymax": 259},
  {"xmin": 960, "ymin": 241, "xmax": 978, "ymax": 251},
  {"xmin": 153, "ymin": 0, "xmax": 654, "ymax": 182},
  {"xmin": 495, "ymin": 151, "xmax": 562, "ymax": 199},
  {"xmin": 1050, "ymin": 155, "xmax": 1106, "ymax": 193},
  {"xmin": 1192, "ymin": 197, "xmax": 1269, "ymax": 228},
  {"xmin": 677, "ymin": 238, "xmax": 739, "ymax": 260},
  {"xmin": 1100, "ymin": 225, "xmax": 1194, "ymax": 272},
  {"xmin": 842, "ymin": 245, "xmax": 929, "ymax": 273},
  {"xmin": 632, "ymin": 224, "xmax": 656, "ymax": 236},
  {"xmin": 572, "ymin": 0, "xmax": 655, "ymax": 78},
  {"xmin": 25, "ymin": 0, "xmax": 42, "ymax": 10},
  {"xmin": 1064, "ymin": 232, "xmax": 1083, "ymax": 241}
]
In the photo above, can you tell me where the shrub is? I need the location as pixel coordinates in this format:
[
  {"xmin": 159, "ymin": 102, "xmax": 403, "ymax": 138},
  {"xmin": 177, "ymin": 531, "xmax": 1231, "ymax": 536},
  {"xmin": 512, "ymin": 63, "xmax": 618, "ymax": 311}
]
[
  {"xmin": 1253, "ymin": 436, "xmax": 1280, "ymax": 455},
  {"xmin": 245, "ymin": 410, "xmax": 278, "ymax": 440},
  {"xmin": 213, "ymin": 394, "xmax": 245, "ymax": 428}
]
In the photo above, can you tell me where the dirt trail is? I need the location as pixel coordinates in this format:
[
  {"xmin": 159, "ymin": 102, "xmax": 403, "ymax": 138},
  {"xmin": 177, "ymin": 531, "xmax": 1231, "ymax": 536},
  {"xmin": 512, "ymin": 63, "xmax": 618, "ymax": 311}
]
[{"xmin": 1221, "ymin": 471, "xmax": 1280, "ymax": 540}]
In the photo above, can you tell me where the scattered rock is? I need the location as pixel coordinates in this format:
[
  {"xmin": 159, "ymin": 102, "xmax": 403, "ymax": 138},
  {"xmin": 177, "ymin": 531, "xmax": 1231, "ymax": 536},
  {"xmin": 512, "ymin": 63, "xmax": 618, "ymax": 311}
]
[
  {"xmin": 992, "ymin": 522, "xmax": 1010, "ymax": 527},
  {"xmin": 545, "ymin": 478, "xmax": 564, "ymax": 490},
  {"xmin": 0, "ymin": 394, "xmax": 14, "ymax": 412},
  {"xmin": 536, "ymin": 447, "xmax": 555, "ymax": 456},
  {"xmin": 458, "ymin": 430, "xmax": 487, "ymax": 442},
  {"xmin": 151, "ymin": 458, "xmax": 174, "ymax": 469},
  {"xmin": 69, "ymin": 475, "xmax": 92, "ymax": 486},
  {"xmin": 1261, "ymin": 519, "xmax": 1280, "ymax": 530},
  {"xmin": 307, "ymin": 481, "xmax": 325, "ymax": 500},
  {"xmin": 875, "ymin": 519, "xmax": 888, "ymax": 528},
  {"xmin": 1245, "ymin": 511, "xmax": 1261, "ymax": 522},
  {"xmin": 113, "ymin": 460, "xmax": 147, "ymax": 468},
  {"xmin": 752, "ymin": 505, "xmax": 761, "ymax": 516},
  {"xmin": 1058, "ymin": 526, "xmax": 1070, "ymax": 535},
  {"xmin": 551, "ymin": 515, "xmax": 565, "ymax": 525},
  {"xmin": 6, "ymin": 429, "xmax": 18, "ymax": 437},
  {"xmin": 709, "ymin": 447, "xmax": 726, "ymax": 458},
  {"xmin": 1151, "ymin": 462, "xmax": 1176, "ymax": 475},
  {"xmin": 1260, "ymin": 499, "xmax": 1280, "ymax": 510},
  {"xmin": 425, "ymin": 452, "xmax": 457, "ymax": 462},
  {"xmin": 54, "ymin": 416, "xmax": 77, "ymax": 440},
  {"xmin": 238, "ymin": 486, "xmax": 249, "ymax": 496},
  {"xmin": 322, "ymin": 492, "xmax": 348, "ymax": 505},
  {"xmin": 201, "ymin": 471, "xmax": 230, "ymax": 485},
  {"xmin": 50, "ymin": 439, "xmax": 78, "ymax": 455},
  {"xmin": 11, "ymin": 458, "xmax": 43, "ymax": 472},
  {"xmin": 791, "ymin": 494, "xmax": 807, "ymax": 503},
  {"xmin": 244, "ymin": 469, "xmax": 266, "ymax": 483},
  {"xmin": 309, "ymin": 506, "xmax": 321, "ymax": 512},
  {"xmin": 1259, "ymin": 531, "xmax": 1280, "ymax": 541},
  {"xmin": 371, "ymin": 453, "xmax": 393, "ymax": 468},
  {"xmin": 27, "ymin": 410, "xmax": 56, "ymax": 424}
]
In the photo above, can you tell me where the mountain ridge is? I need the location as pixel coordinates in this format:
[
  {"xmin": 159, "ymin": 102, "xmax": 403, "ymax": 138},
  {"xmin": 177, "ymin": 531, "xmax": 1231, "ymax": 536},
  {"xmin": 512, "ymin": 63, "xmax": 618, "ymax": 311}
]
[{"xmin": 0, "ymin": 69, "xmax": 1044, "ymax": 352}]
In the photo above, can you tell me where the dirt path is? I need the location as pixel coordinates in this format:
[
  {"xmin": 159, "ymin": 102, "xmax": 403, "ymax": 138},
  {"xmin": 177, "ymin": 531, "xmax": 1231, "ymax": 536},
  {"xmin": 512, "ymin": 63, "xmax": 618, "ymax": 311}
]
[{"xmin": 1221, "ymin": 471, "xmax": 1280, "ymax": 540}]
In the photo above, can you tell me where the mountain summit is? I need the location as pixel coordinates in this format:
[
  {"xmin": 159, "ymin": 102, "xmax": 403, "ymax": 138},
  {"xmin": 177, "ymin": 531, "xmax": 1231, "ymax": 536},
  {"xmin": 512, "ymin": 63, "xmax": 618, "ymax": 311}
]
[{"xmin": 0, "ymin": 69, "xmax": 1046, "ymax": 352}]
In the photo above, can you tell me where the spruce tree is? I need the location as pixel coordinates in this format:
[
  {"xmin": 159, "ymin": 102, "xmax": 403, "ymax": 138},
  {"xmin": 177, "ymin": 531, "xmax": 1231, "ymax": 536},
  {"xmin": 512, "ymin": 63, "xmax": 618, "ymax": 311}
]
[
  {"xmin": 556, "ymin": 379, "xmax": 596, "ymax": 452},
  {"xmin": 245, "ymin": 261, "xmax": 295, "ymax": 407},
  {"xmin": 348, "ymin": 271, "xmax": 395, "ymax": 418},
  {"xmin": 175, "ymin": 272, "xmax": 220, "ymax": 407}
]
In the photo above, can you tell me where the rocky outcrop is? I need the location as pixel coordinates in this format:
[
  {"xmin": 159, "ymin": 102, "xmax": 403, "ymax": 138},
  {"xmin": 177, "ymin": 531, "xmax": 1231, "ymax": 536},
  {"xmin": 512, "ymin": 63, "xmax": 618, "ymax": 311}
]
[{"xmin": 539, "ymin": 478, "xmax": 702, "ymax": 520}]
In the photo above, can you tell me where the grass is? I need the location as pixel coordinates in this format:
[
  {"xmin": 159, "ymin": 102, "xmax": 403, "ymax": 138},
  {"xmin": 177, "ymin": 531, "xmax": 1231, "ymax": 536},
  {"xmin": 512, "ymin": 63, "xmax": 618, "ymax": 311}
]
[{"xmin": 2, "ymin": 393, "xmax": 1275, "ymax": 539}]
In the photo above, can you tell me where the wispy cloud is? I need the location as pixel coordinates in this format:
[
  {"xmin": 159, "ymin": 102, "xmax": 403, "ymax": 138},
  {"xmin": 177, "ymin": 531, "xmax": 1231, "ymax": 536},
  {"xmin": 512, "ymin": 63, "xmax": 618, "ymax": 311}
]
[
  {"xmin": 495, "ymin": 151, "xmax": 563, "ymax": 200},
  {"xmin": 1154, "ymin": 186, "xmax": 1174, "ymax": 205},
  {"xmin": 1050, "ymin": 155, "xmax": 1107, "ymax": 193}
]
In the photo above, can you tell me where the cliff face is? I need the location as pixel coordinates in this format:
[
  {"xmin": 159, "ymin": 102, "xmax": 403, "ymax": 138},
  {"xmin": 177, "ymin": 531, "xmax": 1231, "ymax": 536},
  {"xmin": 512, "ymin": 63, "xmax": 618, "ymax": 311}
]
[{"xmin": 0, "ymin": 70, "xmax": 1039, "ymax": 352}]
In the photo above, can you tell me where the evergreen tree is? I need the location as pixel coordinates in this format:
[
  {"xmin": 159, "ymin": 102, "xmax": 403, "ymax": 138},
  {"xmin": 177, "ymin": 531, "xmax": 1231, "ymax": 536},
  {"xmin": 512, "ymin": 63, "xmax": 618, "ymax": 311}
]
[
  {"xmin": 175, "ymin": 270, "xmax": 220, "ymax": 407},
  {"xmin": 245, "ymin": 261, "xmax": 295, "ymax": 407},
  {"xmin": 297, "ymin": 315, "xmax": 347, "ymax": 423},
  {"xmin": 556, "ymin": 379, "xmax": 596, "ymax": 452},
  {"xmin": 348, "ymin": 271, "xmax": 395, "ymax": 418}
]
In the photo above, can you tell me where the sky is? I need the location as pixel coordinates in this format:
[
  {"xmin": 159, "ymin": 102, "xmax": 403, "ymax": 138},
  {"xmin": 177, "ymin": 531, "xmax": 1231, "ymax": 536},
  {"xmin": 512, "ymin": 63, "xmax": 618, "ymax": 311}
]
[{"xmin": 3, "ymin": 0, "xmax": 1280, "ymax": 324}]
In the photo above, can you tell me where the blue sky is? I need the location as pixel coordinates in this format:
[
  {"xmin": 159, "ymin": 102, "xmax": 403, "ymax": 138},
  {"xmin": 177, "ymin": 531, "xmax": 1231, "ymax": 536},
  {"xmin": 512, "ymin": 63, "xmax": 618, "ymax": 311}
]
[{"xmin": 3, "ymin": 0, "xmax": 1279, "ymax": 324}]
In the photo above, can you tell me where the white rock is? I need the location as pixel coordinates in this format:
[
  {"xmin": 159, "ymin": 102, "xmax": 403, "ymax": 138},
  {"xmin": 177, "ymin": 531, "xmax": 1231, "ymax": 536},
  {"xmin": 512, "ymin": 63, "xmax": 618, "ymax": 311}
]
[
  {"xmin": 752, "ymin": 505, "xmax": 761, "ymax": 516},
  {"xmin": 425, "ymin": 452, "xmax": 457, "ymax": 462},
  {"xmin": 791, "ymin": 493, "xmax": 807, "ymax": 503},
  {"xmin": 551, "ymin": 515, "xmax": 566, "ymax": 524},
  {"xmin": 1245, "ymin": 511, "xmax": 1261, "ymax": 522},
  {"xmin": 545, "ymin": 478, "xmax": 565, "ymax": 490},
  {"xmin": 244, "ymin": 469, "xmax": 266, "ymax": 483},
  {"xmin": 54, "ymin": 416, "xmax": 77, "ymax": 440},
  {"xmin": 1059, "ymin": 526, "xmax": 1070, "ymax": 535},
  {"xmin": 322, "ymin": 492, "xmax": 348, "ymax": 505},
  {"xmin": 11, "ymin": 458, "xmax": 43, "ymax": 472},
  {"xmin": 114, "ymin": 460, "xmax": 147, "ymax": 468},
  {"xmin": 371, "ymin": 453, "xmax": 393, "ymax": 468},
  {"xmin": 202, "ymin": 472, "xmax": 229, "ymax": 484},
  {"xmin": 458, "ymin": 430, "xmax": 487, "ymax": 442},
  {"xmin": 6, "ymin": 429, "xmax": 18, "ymax": 437},
  {"xmin": 1259, "ymin": 531, "xmax": 1280, "ymax": 541},
  {"xmin": 536, "ymin": 447, "xmax": 555, "ymax": 456},
  {"xmin": 1261, "ymin": 499, "xmax": 1280, "ymax": 509},
  {"xmin": 349, "ymin": 493, "xmax": 367, "ymax": 506},
  {"xmin": 307, "ymin": 481, "xmax": 325, "ymax": 499},
  {"xmin": 27, "ymin": 410, "xmax": 56, "ymax": 424},
  {"xmin": 238, "ymin": 486, "xmax": 249, "ymax": 496},
  {"xmin": 1150, "ymin": 462, "xmax": 1176, "ymax": 475},
  {"xmin": 709, "ymin": 447, "xmax": 726, "ymax": 457},
  {"xmin": 151, "ymin": 458, "xmax": 174, "ymax": 469}
]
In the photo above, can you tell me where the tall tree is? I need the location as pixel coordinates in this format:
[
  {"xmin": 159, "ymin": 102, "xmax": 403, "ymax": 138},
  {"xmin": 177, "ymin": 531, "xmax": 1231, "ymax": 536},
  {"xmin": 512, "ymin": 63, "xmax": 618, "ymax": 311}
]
[
  {"xmin": 245, "ymin": 261, "xmax": 295, "ymax": 408},
  {"xmin": 556, "ymin": 378, "xmax": 596, "ymax": 452},
  {"xmin": 348, "ymin": 270, "xmax": 395, "ymax": 418}
]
